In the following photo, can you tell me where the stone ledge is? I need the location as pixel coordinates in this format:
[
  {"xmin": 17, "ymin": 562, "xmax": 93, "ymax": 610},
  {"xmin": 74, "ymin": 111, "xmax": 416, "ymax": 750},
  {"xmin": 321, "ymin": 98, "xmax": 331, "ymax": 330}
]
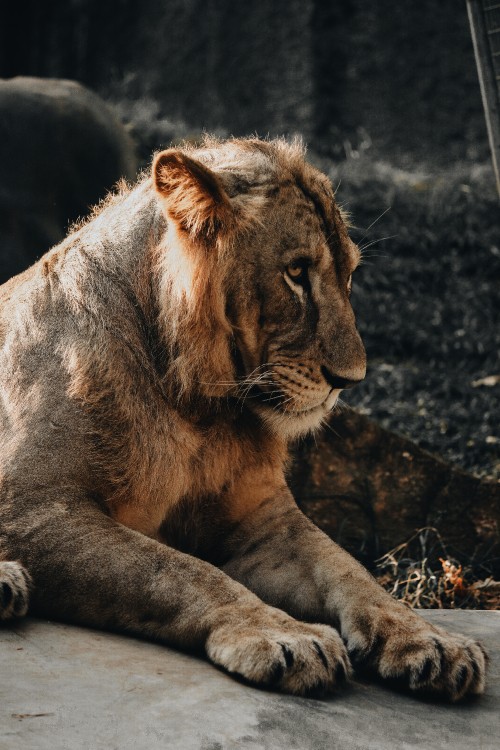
[{"xmin": 1, "ymin": 611, "xmax": 499, "ymax": 750}]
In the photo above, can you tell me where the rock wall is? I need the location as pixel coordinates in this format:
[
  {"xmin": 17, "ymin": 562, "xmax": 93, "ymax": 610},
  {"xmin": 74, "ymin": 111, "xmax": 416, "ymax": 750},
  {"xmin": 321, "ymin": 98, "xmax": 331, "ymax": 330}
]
[
  {"xmin": 0, "ymin": 77, "xmax": 136, "ymax": 283},
  {"xmin": 291, "ymin": 410, "xmax": 500, "ymax": 574}
]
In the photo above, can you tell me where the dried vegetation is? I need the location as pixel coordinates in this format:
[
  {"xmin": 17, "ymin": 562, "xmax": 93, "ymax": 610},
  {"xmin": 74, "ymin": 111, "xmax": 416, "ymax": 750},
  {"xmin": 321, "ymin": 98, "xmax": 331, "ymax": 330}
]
[{"xmin": 375, "ymin": 527, "xmax": 500, "ymax": 610}]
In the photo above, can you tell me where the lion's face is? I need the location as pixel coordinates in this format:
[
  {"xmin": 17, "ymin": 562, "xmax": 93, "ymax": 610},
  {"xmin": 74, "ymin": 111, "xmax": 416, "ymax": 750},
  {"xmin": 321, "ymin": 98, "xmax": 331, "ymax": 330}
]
[
  {"xmin": 153, "ymin": 139, "xmax": 366, "ymax": 438},
  {"xmin": 226, "ymin": 176, "xmax": 366, "ymax": 438}
]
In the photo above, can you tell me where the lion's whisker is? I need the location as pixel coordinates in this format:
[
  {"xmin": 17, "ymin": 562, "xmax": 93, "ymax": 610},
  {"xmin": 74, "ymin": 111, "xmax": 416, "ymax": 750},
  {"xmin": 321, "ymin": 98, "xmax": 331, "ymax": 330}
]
[
  {"xmin": 321, "ymin": 418, "xmax": 343, "ymax": 439},
  {"xmin": 261, "ymin": 392, "xmax": 286, "ymax": 404},
  {"xmin": 273, "ymin": 394, "xmax": 296, "ymax": 409},
  {"xmin": 359, "ymin": 234, "xmax": 397, "ymax": 254},
  {"xmin": 236, "ymin": 373, "xmax": 277, "ymax": 408},
  {"xmin": 357, "ymin": 206, "xmax": 391, "ymax": 244}
]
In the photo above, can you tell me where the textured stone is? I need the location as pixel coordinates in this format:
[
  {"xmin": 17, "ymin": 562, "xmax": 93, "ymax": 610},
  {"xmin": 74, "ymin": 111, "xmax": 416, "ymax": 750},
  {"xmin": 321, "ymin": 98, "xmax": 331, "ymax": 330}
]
[
  {"xmin": 291, "ymin": 409, "xmax": 500, "ymax": 572},
  {"xmin": 0, "ymin": 77, "xmax": 137, "ymax": 284},
  {"xmin": 1, "ymin": 611, "xmax": 498, "ymax": 750}
]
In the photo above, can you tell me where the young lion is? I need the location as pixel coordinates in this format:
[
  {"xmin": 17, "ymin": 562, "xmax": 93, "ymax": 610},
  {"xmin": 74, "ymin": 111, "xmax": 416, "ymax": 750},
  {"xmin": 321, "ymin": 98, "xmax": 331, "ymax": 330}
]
[{"xmin": 0, "ymin": 138, "xmax": 486, "ymax": 700}]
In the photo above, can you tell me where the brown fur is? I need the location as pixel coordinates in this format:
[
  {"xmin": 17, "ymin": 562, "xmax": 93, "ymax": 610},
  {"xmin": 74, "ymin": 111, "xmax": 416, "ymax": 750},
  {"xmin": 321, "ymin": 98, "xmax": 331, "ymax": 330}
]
[{"xmin": 0, "ymin": 137, "xmax": 486, "ymax": 699}]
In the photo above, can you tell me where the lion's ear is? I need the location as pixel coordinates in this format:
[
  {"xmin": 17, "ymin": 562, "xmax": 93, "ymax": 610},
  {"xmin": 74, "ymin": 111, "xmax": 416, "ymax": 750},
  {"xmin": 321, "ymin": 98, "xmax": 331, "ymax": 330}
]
[{"xmin": 153, "ymin": 149, "xmax": 232, "ymax": 239}]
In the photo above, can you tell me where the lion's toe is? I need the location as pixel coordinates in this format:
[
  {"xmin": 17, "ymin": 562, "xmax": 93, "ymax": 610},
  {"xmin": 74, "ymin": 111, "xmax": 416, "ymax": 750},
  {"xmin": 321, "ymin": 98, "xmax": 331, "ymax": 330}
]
[
  {"xmin": 0, "ymin": 561, "xmax": 31, "ymax": 620},
  {"xmin": 347, "ymin": 613, "xmax": 487, "ymax": 701},
  {"xmin": 206, "ymin": 616, "xmax": 351, "ymax": 696}
]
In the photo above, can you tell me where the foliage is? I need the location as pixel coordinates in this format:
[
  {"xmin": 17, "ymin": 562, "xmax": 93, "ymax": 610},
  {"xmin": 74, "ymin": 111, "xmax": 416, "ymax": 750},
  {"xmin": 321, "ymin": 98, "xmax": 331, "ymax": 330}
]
[{"xmin": 323, "ymin": 155, "xmax": 500, "ymax": 480}]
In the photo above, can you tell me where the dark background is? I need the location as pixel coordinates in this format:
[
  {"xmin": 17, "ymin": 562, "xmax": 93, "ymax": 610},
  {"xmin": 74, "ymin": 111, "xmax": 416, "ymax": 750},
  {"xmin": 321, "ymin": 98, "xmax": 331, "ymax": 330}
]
[
  {"xmin": 0, "ymin": 0, "xmax": 489, "ymax": 164},
  {"xmin": 1, "ymin": 0, "xmax": 499, "ymax": 480}
]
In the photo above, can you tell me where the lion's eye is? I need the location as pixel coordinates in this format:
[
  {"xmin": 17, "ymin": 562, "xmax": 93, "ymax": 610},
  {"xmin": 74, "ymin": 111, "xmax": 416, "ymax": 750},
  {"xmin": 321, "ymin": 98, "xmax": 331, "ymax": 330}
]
[
  {"xmin": 286, "ymin": 260, "xmax": 308, "ymax": 285},
  {"xmin": 347, "ymin": 274, "xmax": 353, "ymax": 296}
]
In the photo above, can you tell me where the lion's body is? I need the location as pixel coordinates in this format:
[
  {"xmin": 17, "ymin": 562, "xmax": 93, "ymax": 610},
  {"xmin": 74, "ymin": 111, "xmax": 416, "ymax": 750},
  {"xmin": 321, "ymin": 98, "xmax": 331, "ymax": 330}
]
[
  {"xmin": 0, "ymin": 139, "xmax": 486, "ymax": 699},
  {"xmin": 0, "ymin": 174, "xmax": 283, "ymax": 544}
]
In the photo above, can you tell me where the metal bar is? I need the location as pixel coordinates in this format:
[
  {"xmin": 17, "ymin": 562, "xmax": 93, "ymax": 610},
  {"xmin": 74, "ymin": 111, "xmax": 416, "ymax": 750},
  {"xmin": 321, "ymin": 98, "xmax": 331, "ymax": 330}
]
[
  {"xmin": 484, "ymin": 3, "xmax": 500, "ymax": 9},
  {"xmin": 467, "ymin": 0, "xmax": 500, "ymax": 199}
]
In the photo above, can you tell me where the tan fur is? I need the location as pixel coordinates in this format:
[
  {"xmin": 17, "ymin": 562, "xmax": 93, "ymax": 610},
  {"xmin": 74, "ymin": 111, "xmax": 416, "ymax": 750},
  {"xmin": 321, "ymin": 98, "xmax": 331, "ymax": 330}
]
[{"xmin": 0, "ymin": 137, "xmax": 486, "ymax": 699}]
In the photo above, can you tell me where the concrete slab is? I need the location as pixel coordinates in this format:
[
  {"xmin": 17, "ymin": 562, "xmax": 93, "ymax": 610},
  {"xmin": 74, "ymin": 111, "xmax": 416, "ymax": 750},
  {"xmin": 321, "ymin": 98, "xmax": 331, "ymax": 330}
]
[{"xmin": 1, "ymin": 611, "xmax": 498, "ymax": 750}]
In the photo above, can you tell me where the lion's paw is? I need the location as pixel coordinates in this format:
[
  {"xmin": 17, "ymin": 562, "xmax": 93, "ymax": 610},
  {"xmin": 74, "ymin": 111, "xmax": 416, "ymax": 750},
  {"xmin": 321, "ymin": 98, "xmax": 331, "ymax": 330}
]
[
  {"xmin": 207, "ymin": 607, "xmax": 351, "ymax": 695},
  {"xmin": 0, "ymin": 561, "xmax": 31, "ymax": 620},
  {"xmin": 345, "ymin": 608, "xmax": 487, "ymax": 701}
]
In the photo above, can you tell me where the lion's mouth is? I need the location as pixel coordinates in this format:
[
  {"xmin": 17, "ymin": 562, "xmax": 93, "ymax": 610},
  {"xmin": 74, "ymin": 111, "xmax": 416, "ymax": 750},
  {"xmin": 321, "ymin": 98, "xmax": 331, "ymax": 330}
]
[
  {"xmin": 239, "ymin": 383, "xmax": 285, "ymax": 408},
  {"xmin": 236, "ymin": 380, "xmax": 338, "ymax": 438},
  {"xmin": 231, "ymin": 346, "xmax": 339, "ymax": 426},
  {"xmin": 242, "ymin": 383, "xmax": 335, "ymax": 417}
]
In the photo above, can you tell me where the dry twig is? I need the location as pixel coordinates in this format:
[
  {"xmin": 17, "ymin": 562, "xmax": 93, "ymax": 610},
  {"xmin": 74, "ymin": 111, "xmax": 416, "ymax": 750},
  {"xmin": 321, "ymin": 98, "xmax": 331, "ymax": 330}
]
[{"xmin": 375, "ymin": 527, "xmax": 499, "ymax": 609}]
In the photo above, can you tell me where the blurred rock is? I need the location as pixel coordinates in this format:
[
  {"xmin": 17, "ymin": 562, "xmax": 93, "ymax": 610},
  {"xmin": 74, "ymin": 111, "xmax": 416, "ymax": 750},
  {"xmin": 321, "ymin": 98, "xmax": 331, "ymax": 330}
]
[
  {"xmin": 290, "ymin": 409, "xmax": 500, "ymax": 574},
  {"xmin": 1, "ymin": 612, "xmax": 499, "ymax": 749},
  {"xmin": 0, "ymin": 77, "xmax": 137, "ymax": 283}
]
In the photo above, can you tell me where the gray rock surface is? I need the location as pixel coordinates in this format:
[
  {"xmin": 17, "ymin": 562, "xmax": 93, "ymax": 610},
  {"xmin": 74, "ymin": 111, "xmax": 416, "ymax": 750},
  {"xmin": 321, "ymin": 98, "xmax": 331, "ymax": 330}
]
[{"xmin": 1, "ymin": 611, "xmax": 498, "ymax": 750}]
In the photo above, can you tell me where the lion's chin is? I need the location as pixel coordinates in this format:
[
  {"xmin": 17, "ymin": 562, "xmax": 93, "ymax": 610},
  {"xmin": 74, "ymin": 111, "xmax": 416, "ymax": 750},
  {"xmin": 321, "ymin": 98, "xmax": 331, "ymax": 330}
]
[{"xmin": 254, "ymin": 392, "xmax": 340, "ymax": 440}]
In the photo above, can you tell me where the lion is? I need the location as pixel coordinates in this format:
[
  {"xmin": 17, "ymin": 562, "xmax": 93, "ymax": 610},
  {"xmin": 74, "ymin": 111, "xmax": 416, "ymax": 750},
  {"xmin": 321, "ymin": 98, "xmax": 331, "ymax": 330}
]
[{"xmin": 0, "ymin": 137, "xmax": 486, "ymax": 700}]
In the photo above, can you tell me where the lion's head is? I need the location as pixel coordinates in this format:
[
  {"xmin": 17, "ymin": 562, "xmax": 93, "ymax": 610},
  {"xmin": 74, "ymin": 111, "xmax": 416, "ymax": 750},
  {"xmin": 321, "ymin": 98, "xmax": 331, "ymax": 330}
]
[{"xmin": 152, "ymin": 138, "xmax": 366, "ymax": 439}]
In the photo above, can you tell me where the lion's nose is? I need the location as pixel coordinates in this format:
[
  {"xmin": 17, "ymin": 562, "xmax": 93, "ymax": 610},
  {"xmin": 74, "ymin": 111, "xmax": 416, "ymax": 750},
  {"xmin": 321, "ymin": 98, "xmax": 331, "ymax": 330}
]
[{"xmin": 320, "ymin": 365, "xmax": 365, "ymax": 390}]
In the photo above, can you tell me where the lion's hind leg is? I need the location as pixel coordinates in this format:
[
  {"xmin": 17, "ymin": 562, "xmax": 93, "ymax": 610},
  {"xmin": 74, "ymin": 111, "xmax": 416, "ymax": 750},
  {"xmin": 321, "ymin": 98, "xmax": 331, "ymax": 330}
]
[{"xmin": 0, "ymin": 560, "xmax": 31, "ymax": 620}]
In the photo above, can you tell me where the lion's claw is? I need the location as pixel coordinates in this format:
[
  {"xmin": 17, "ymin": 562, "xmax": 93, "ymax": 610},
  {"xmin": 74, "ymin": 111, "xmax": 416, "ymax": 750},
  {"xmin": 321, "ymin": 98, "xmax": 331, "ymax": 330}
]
[
  {"xmin": 0, "ymin": 561, "xmax": 31, "ymax": 620},
  {"xmin": 344, "ymin": 608, "xmax": 487, "ymax": 701},
  {"xmin": 207, "ymin": 606, "xmax": 351, "ymax": 695}
]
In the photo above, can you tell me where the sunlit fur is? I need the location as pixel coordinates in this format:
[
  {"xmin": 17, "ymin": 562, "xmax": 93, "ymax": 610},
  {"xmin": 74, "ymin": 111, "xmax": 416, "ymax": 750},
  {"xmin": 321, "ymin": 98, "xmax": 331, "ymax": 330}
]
[
  {"xmin": 0, "ymin": 135, "xmax": 365, "ymax": 533},
  {"xmin": 0, "ymin": 138, "xmax": 487, "ymax": 700}
]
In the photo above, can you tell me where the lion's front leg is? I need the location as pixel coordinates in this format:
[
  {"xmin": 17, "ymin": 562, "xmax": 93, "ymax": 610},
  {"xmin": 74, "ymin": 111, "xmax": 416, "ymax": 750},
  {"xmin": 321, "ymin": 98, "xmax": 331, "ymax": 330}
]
[
  {"xmin": 223, "ymin": 488, "xmax": 487, "ymax": 701},
  {"xmin": 1, "ymin": 489, "xmax": 350, "ymax": 695}
]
